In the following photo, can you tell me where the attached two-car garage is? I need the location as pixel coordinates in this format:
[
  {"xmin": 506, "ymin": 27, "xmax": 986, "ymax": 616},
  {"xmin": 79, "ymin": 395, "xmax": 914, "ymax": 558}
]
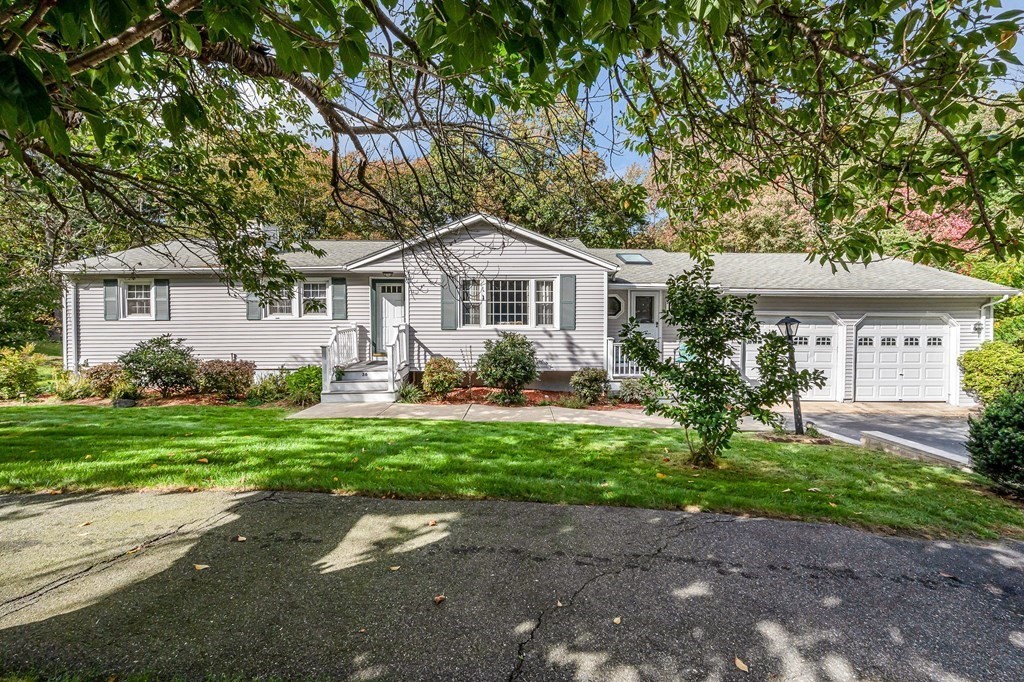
[{"xmin": 743, "ymin": 315, "xmax": 953, "ymax": 403}]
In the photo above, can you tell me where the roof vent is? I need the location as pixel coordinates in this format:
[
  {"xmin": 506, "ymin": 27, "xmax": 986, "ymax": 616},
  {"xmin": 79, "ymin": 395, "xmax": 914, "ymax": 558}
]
[{"xmin": 616, "ymin": 253, "xmax": 652, "ymax": 265}]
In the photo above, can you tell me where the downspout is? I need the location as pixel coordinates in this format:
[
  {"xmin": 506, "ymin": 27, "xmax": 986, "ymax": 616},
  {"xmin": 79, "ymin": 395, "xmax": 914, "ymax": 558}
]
[{"xmin": 981, "ymin": 295, "xmax": 1010, "ymax": 342}]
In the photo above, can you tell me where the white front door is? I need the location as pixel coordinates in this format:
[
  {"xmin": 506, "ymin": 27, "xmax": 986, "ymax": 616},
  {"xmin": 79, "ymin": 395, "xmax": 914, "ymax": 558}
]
[
  {"xmin": 630, "ymin": 292, "xmax": 660, "ymax": 339},
  {"xmin": 744, "ymin": 318, "xmax": 839, "ymax": 401},
  {"xmin": 374, "ymin": 281, "xmax": 405, "ymax": 355},
  {"xmin": 855, "ymin": 318, "xmax": 949, "ymax": 401}
]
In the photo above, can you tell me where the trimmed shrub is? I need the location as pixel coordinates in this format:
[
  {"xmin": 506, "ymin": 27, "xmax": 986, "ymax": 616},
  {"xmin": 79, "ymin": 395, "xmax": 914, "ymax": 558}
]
[
  {"xmin": 109, "ymin": 380, "xmax": 142, "ymax": 401},
  {"xmin": 397, "ymin": 382, "xmax": 426, "ymax": 403},
  {"xmin": 967, "ymin": 382, "xmax": 1024, "ymax": 489},
  {"xmin": 422, "ymin": 356, "xmax": 463, "ymax": 399},
  {"xmin": 118, "ymin": 335, "xmax": 199, "ymax": 397},
  {"xmin": 569, "ymin": 367, "xmax": 609, "ymax": 405},
  {"xmin": 286, "ymin": 365, "xmax": 322, "ymax": 406},
  {"xmin": 84, "ymin": 363, "xmax": 124, "ymax": 398},
  {"xmin": 248, "ymin": 369, "xmax": 289, "ymax": 405},
  {"xmin": 476, "ymin": 332, "xmax": 539, "ymax": 402},
  {"xmin": 0, "ymin": 344, "xmax": 45, "ymax": 400},
  {"xmin": 53, "ymin": 370, "xmax": 93, "ymax": 400},
  {"xmin": 197, "ymin": 359, "xmax": 256, "ymax": 398},
  {"xmin": 617, "ymin": 377, "xmax": 658, "ymax": 404},
  {"xmin": 958, "ymin": 341, "xmax": 1024, "ymax": 405}
]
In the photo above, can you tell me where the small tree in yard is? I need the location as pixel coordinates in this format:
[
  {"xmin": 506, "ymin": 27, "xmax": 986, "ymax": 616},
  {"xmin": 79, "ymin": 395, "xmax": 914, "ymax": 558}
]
[{"xmin": 621, "ymin": 264, "xmax": 824, "ymax": 467}]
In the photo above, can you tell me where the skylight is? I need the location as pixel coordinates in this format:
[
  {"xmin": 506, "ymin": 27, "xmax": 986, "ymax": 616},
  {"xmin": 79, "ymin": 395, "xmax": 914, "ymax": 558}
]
[{"xmin": 617, "ymin": 253, "xmax": 652, "ymax": 265}]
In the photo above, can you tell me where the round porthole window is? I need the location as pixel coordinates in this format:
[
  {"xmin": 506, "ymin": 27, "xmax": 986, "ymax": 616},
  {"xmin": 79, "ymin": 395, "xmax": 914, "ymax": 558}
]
[{"xmin": 607, "ymin": 295, "xmax": 623, "ymax": 318}]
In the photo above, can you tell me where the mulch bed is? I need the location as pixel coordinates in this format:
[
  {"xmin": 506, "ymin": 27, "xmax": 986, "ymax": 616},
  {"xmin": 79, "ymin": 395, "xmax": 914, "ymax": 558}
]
[{"xmin": 422, "ymin": 387, "xmax": 643, "ymax": 411}]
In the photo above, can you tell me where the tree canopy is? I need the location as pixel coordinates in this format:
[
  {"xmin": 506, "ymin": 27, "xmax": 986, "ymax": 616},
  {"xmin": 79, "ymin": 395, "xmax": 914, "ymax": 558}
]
[{"xmin": 2, "ymin": 0, "xmax": 1023, "ymax": 288}]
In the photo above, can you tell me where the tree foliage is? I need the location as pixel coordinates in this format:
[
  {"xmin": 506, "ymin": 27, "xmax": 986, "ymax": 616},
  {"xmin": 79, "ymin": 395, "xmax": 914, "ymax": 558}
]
[
  {"xmin": 0, "ymin": 0, "xmax": 1022, "ymax": 288},
  {"xmin": 620, "ymin": 264, "xmax": 823, "ymax": 467}
]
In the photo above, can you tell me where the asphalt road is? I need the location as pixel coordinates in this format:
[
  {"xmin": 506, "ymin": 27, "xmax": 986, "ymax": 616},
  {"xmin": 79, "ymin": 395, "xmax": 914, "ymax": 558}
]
[{"xmin": 1, "ymin": 491, "xmax": 1022, "ymax": 681}]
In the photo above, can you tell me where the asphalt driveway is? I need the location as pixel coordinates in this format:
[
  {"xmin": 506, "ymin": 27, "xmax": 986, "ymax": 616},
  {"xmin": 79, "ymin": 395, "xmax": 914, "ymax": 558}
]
[
  {"xmin": 791, "ymin": 402, "xmax": 973, "ymax": 458},
  {"xmin": 1, "ymin": 492, "xmax": 1021, "ymax": 681}
]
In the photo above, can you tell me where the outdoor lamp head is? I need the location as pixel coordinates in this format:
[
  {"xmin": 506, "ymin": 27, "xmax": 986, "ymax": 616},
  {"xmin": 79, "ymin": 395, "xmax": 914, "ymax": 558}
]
[{"xmin": 777, "ymin": 316, "xmax": 801, "ymax": 339}]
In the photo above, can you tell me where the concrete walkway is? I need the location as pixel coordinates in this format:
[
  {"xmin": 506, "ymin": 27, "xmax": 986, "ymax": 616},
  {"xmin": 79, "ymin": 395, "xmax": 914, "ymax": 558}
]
[
  {"xmin": 291, "ymin": 402, "xmax": 689, "ymax": 428},
  {"xmin": 2, "ymin": 491, "xmax": 1022, "ymax": 681}
]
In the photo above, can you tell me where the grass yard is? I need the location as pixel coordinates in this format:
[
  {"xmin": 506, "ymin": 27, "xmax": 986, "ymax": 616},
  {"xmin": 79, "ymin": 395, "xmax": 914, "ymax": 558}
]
[{"xmin": 0, "ymin": 404, "xmax": 1021, "ymax": 539}]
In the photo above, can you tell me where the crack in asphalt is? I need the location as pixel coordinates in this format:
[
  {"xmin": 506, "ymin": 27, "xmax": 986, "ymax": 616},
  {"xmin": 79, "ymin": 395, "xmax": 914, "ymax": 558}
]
[
  {"xmin": 0, "ymin": 492, "xmax": 275, "ymax": 620},
  {"xmin": 507, "ymin": 515, "xmax": 711, "ymax": 682}
]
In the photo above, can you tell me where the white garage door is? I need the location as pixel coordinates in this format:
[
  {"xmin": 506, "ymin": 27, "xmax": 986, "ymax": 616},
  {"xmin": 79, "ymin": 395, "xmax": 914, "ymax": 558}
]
[
  {"xmin": 744, "ymin": 318, "xmax": 839, "ymax": 401},
  {"xmin": 855, "ymin": 318, "xmax": 949, "ymax": 402}
]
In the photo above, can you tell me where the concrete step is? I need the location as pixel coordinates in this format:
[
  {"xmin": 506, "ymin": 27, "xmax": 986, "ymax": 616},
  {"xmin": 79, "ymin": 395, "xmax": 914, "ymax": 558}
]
[
  {"xmin": 321, "ymin": 390, "xmax": 398, "ymax": 403},
  {"xmin": 330, "ymin": 380, "xmax": 391, "ymax": 392},
  {"xmin": 336, "ymin": 368, "xmax": 390, "ymax": 382}
]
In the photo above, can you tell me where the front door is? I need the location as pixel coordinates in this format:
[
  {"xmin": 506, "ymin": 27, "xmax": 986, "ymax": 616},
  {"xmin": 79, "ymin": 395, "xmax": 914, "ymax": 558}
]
[
  {"xmin": 630, "ymin": 292, "xmax": 660, "ymax": 339},
  {"xmin": 373, "ymin": 280, "xmax": 405, "ymax": 355}
]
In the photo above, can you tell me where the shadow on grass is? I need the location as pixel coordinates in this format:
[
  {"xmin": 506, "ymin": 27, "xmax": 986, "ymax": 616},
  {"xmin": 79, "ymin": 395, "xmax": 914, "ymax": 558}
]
[{"xmin": 0, "ymin": 405, "xmax": 1022, "ymax": 539}]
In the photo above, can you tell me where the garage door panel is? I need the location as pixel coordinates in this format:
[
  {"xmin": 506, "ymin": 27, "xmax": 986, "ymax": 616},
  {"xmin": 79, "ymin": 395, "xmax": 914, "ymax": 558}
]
[
  {"xmin": 745, "ymin": 319, "xmax": 838, "ymax": 401},
  {"xmin": 856, "ymin": 318, "xmax": 948, "ymax": 402}
]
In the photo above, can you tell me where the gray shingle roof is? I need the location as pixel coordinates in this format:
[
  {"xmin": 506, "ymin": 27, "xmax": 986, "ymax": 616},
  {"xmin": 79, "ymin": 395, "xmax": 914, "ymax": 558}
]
[
  {"xmin": 585, "ymin": 248, "xmax": 1015, "ymax": 296},
  {"xmin": 58, "ymin": 239, "xmax": 398, "ymax": 273},
  {"xmin": 59, "ymin": 238, "xmax": 1015, "ymax": 297}
]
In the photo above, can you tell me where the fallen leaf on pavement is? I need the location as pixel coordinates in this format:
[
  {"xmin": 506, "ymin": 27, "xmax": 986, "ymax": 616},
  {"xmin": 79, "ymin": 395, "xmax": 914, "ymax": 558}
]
[
  {"xmin": 612, "ymin": 617, "xmax": 621, "ymax": 625},
  {"xmin": 434, "ymin": 594, "xmax": 446, "ymax": 605},
  {"xmin": 231, "ymin": 535, "xmax": 246, "ymax": 542},
  {"xmin": 735, "ymin": 657, "xmax": 749, "ymax": 673},
  {"xmin": 428, "ymin": 520, "xmax": 437, "ymax": 527},
  {"xmin": 358, "ymin": 628, "xmax": 366, "ymax": 633},
  {"xmin": 556, "ymin": 600, "xmax": 563, "ymax": 607},
  {"xmin": 388, "ymin": 565, "xmax": 401, "ymax": 571},
  {"xmin": 194, "ymin": 564, "xmax": 210, "ymax": 571},
  {"xmin": 684, "ymin": 505, "xmax": 701, "ymax": 513}
]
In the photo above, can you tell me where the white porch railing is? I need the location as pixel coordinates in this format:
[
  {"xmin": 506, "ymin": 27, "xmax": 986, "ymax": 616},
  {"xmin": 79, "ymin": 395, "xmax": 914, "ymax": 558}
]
[
  {"xmin": 385, "ymin": 323, "xmax": 410, "ymax": 392},
  {"xmin": 607, "ymin": 339, "xmax": 643, "ymax": 378},
  {"xmin": 320, "ymin": 324, "xmax": 359, "ymax": 392}
]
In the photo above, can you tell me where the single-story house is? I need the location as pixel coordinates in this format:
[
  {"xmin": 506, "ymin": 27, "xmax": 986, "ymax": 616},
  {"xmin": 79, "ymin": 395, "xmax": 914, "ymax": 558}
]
[{"xmin": 57, "ymin": 214, "xmax": 1016, "ymax": 405}]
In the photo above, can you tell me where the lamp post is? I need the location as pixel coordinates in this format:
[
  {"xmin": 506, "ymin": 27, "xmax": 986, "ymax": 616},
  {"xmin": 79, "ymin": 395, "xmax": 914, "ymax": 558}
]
[{"xmin": 777, "ymin": 316, "xmax": 804, "ymax": 435}]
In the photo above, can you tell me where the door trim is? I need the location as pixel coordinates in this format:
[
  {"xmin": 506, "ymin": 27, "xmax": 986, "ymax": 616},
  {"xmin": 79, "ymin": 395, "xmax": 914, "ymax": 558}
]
[{"xmin": 370, "ymin": 278, "xmax": 406, "ymax": 356}]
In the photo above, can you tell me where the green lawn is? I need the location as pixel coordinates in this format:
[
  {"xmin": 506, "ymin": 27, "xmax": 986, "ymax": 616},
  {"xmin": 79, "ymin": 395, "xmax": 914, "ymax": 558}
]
[{"xmin": 0, "ymin": 404, "xmax": 1021, "ymax": 539}]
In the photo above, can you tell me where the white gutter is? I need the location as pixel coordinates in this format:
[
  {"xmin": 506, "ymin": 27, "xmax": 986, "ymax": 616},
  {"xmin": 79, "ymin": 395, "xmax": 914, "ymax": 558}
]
[{"xmin": 981, "ymin": 294, "xmax": 1011, "ymax": 341}]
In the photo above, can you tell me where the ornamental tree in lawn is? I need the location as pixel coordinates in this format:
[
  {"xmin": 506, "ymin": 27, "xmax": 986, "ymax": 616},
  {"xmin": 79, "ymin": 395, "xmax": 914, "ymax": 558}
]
[{"xmin": 620, "ymin": 264, "xmax": 824, "ymax": 467}]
